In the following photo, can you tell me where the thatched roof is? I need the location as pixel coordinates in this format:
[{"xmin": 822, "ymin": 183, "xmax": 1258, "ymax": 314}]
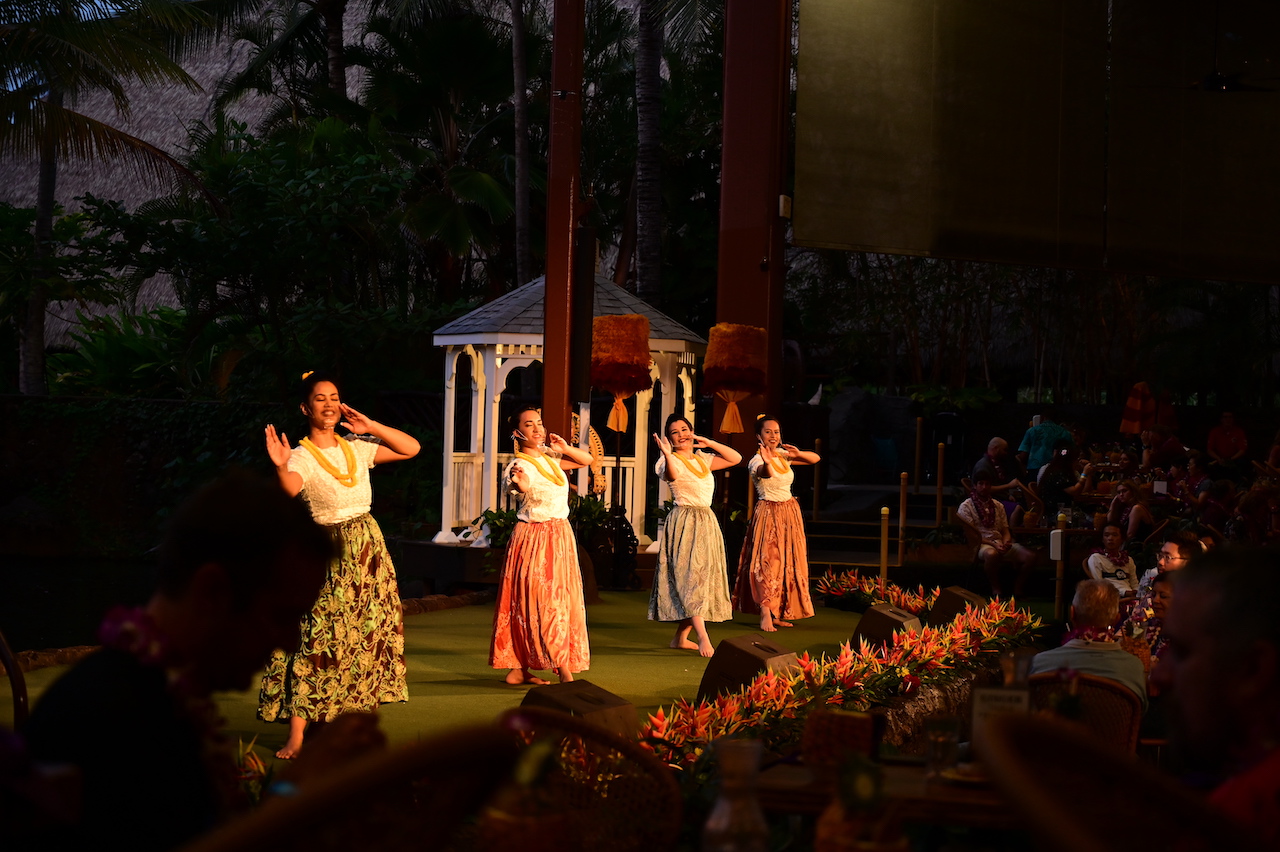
[{"xmin": 1, "ymin": 2, "xmax": 371, "ymax": 345}]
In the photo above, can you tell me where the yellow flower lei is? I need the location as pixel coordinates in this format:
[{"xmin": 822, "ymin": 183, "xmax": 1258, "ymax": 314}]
[
  {"xmin": 300, "ymin": 436, "xmax": 359, "ymax": 487},
  {"xmin": 515, "ymin": 451, "xmax": 566, "ymax": 486},
  {"xmin": 674, "ymin": 452, "xmax": 711, "ymax": 479},
  {"xmin": 759, "ymin": 448, "xmax": 790, "ymax": 475}
]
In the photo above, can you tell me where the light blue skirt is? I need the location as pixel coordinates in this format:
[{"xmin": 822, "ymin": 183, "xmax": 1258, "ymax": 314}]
[{"xmin": 648, "ymin": 506, "xmax": 732, "ymax": 622}]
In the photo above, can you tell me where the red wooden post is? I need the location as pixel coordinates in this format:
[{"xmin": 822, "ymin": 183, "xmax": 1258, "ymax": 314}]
[
  {"xmin": 715, "ymin": 0, "xmax": 791, "ymax": 451},
  {"xmin": 541, "ymin": 0, "xmax": 585, "ymax": 435}
]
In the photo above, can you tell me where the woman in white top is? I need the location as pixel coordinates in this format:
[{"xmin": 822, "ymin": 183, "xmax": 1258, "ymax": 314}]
[
  {"xmin": 649, "ymin": 414, "xmax": 742, "ymax": 656},
  {"xmin": 733, "ymin": 415, "xmax": 820, "ymax": 631},
  {"xmin": 489, "ymin": 407, "xmax": 594, "ymax": 685},
  {"xmin": 258, "ymin": 372, "xmax": 421, "ymax": 759}
]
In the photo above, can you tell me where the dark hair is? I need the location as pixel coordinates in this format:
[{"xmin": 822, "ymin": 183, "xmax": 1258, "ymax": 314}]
[
  {"xmin": 1167, "ymin": 531, "xmax": 1202, "ymax": 560},
  {"xmin": 507, "ymin": 407, "xmax": 541, "ymax": 431},
  {"xmin": 1169, "ymin": 454, "xmax": 1189, "ymax": 470},
  {"xmin": 755, "ymin": 415, "xmax": 780, "ymax": 437},
  {"xmin": 665, "ymin": 413, "xmax": 692, "ymax": 436},
  {"xmin": 1151, "ymin": 571, "xmax": 1175, "ymax": 589},
  {"xmin": 1102, "ymin": 523, "xmax": 1126, "ymax": 540},
  {"xmin": 156, "ymin": 472, "xmax": 335, "ymax": 609},
  {"xmin": 299, "ymin": 371, "xmax": 339, "ymax": 407},
  {"xmin": 973, "ymin": 470, "xmax": 992, "ymax": 484},
  {"xmin": 1116, "ymin": 479, "xmax": 1146, "ymax": 506}
]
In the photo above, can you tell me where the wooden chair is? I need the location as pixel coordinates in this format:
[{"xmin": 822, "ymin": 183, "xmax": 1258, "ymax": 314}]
[
  {"xmin": 0, "ymin": 627, "xmax": 28, "ymax": 731},
  {"xmin": 466, "ymin": 706, "xmax": 682, "ymax": 852},
  {"xmin": 981, "ymin": 713, "xmax": 1257, "ymax": 852},
  {"xmin": 801, "ymin": 709, "xmax": 884, "ymax": 784},
  {"xmin": 1142, "ymin": 517, "xmax": 1169, "ymax": 545},
  {"xmin": 179, "ymin": 724, "xmax": 519, "ymax": 852},
  {"xmin": 1027, "ymin": 672, "xmax": 1142, "ymax": 753}
]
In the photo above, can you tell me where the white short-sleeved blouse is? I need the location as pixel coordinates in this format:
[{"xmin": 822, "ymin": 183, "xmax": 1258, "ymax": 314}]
[
  {"xmin": 507, "ymin": 455, "xmax": 571, "ymax": 522},
  {"xmin": 289, "ymin": 437, "xmax": 378, "ymax": 525},
  {"xmin": 748, "ymin": 453, "xmax": 795, "ymax": 502},
  {"xmin": 655, "ymin": 451, "xmax": 717, "ymax": 508}
]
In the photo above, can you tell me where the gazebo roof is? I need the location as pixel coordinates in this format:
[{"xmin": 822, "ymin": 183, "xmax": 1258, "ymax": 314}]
[{"xmin": 433, "ymin": 275, "xmax": 706, "ymax": 351}]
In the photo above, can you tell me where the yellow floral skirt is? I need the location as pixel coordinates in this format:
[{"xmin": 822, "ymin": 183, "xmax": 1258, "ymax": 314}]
[{"xmin": 258, "ymin": 513, "xmax": 407, "ymax": 722}]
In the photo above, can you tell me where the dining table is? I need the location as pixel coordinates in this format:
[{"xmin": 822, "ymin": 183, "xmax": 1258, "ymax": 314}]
[{"xmin": 756, "ymin": 758, "xmax": 1020, "ymax": 831}]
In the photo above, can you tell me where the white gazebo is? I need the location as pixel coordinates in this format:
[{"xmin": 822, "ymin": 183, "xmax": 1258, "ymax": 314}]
[{"xmin": 433, "ymin": 275, "xmax": 707, "ymax": 535}]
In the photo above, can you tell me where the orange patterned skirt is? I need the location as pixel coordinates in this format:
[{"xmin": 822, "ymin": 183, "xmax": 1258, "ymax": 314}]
[
  {"xmin": 489, "ymin": 518, "xmax": 590, "ymax": 673},
  {"xmin": 732, "ymin": 497, "xmax": 815, "ymax": 620}
]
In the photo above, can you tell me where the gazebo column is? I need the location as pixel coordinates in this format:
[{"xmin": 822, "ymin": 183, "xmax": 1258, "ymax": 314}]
[
  {"xmin": 631, "ymin": 384, "xmax": 655, "ymax": 534},
  {"xmin": 441, "ymin": 347, "xmax": 459, "ymax": 530},
  {"xmin": 468, "ymin": 347, "xmax": 486, "ymax": 526},
  {"xmin": 576, "ymin": 400, "xmax": 592, "ymax": 496},
  {"xmin": 483, "ymin": 350, "xmax": 502, "ymax": 513},
  {"xmin": 681, "ymin": 364, "xmax": 698, "ymax": 433},
  {"xmin": 654, "ymin": 355, "xmax": 679, "ymax": 508}
]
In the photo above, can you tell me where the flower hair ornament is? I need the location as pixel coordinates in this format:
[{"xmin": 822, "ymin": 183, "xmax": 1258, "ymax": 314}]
[{"xmin": 301, "ymin": 370, "xmax": 314, "ymax": 380}]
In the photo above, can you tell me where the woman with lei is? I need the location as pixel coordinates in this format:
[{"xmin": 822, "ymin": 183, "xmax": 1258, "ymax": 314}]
[
  {"xmin": 258, "ymin": 371, "xmax": 420, "ymax": 758},
  {"xmin": 1084, "ymin": 523, "xmax": 1140, "ymax": 598},
  {"xmin": 650, "ymin": 414, "xmax": 743, "ymax": 656},
  {"xmin": 732, "ymin": 415, "xmax": 820, "ymax": 632},
  {"xmin": 1108, "ymin": 479, "xmax": 1156, "ymax": 546},
  {"xmin": 490, "ymin": 407, "xmax": 594, "ymax": 685}
]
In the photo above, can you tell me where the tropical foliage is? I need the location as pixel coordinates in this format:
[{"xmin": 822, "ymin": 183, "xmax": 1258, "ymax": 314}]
[{"xmin": 638, "ymin": 593, "xmax": 1041, "ymax": 770}]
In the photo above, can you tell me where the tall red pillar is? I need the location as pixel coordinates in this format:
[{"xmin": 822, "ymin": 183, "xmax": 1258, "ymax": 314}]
[
  {"xmin": 715, "ymin": 0, "xmax": 791, "ymax": 450},
  {"xmin": 541, "ymin": 0, "xmax": 585, "ymax": 435}
]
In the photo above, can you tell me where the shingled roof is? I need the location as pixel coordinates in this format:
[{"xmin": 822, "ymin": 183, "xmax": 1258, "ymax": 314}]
[{"xmin": 433, "ymin": 275, "xmax": 706, "ymax": 350}]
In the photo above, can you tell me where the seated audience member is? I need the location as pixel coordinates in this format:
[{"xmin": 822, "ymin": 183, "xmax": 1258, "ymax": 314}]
[
  {"xmin": 1116, "ymin": 448, "xmax": 1142, "ymax": 480},
  {"xmin": 1168, "ymin": 452, "xmax": 1210, "ymax": 515},
  {"xmin": 1152, "ymin": 548, "xmax": 1280, "ymax": 844},
  {"xmin": 1107, "ymin": 479, "xmax": 1156, "ymax": 545},
  {"xmin": 973, "ymin": 437, "xmax": 1033, "ymax": 526},
  {"xmin": 1030, "ymin": 579, "xmax": 1148, "ymax": 709},
  {"xmin": 22, "ymin": 474, "xmax": 384, "ymax": 851},
  {"xmin": 1085, "ymin": 524, "xmax": 1139, "ymax": 598},
  {"xmin": 957, "ymin": 470, "xmax": 1037, "ymax": 598},
  {"xmin": 1132, "ymin": 532, "xmax": 1200, "ymax": 618},
  {"xmin": 1199, "ymin": 479, "xmax": 1238, "ymax": 532},
  {"xmin": 1206, "ymin": 410, "xmax": 1248, "ymax": 482},
  {"xmin": 1228, "ymin": 484, "xmax": 1280, "ymax": 545},
  {"xmin": 1141, "ymin": 424, "xmax": 1183, "ymax": 472},
  {"xmin": 1016, "ymin": 410, "xmax": 1073, "ymax": 472},
  {"xmin": 1036, "ymin": 440, "xmax": 1093, "ymax": 512},
  {"xmin": 1266, "ymin": 428, "xmax": 1280, "ymax": 473}
]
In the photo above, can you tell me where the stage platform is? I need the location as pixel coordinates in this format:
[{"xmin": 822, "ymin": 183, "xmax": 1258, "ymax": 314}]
[{"xmin": 1, "ymin": 591, "xmax": 868, "ymax": 767}]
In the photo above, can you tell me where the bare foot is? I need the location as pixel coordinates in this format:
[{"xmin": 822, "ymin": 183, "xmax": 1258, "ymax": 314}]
[
  {"xmin": 697, "ymin": 637, "xmax": 715, "ymax": 657},
  {"xmin": 775, "ymin": 619, "xmax": 794, "ymax": 628},
  {"xmin": 669, "ymin": 638, "xmax": 700, "ymax": 651},
  {"xmin": 275, "ymin": 738, "xmax": 303, "ymax": 760},
  {"xmin": 505, "ymin": 669, "xmax": 550, "ymax": 685},
  {"xmin": 557, "ymin": 668, "xmax": 574, "ymax": 683},
  {"xmin": 759, "ymin": 612, "xmax": 778, "ymax": 632}
]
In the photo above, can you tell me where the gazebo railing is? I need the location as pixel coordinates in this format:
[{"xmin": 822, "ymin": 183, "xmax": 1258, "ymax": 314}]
[{"xmin": 446, "ymin": 452, "xmax": 643, "ymax": 534}]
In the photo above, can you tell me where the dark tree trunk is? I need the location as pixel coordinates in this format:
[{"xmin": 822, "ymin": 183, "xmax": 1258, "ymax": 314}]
[
  {"xmin": 511, "ymin": 0, "xmax": 532, "ymax": 287},
  {"xmin": 321, "ymin": 0, "xmax": 347, "ymax": 95},
  {"xmin": 634, "ymin": 0, "xmax": 663, "ymax": 305},
  {"xmin": 613, "ymin": 168, "xmax": 637, "ymax": 289},
  {"xmin": 21, "ymin": 90, "xmax": 61, "ymax": 395}
]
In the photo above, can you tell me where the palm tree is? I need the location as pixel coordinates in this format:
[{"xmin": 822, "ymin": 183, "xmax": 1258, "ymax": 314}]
[
  {"xmin": 1, "ymin": 0, "xmax": 200, "ymax": 393},
  {"xmin": 632, "ymin": 0, "xmax": 661, "ymax": 303}
]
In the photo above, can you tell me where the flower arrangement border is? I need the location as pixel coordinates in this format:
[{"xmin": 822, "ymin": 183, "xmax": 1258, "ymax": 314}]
[{"xmin": 639, "ymin": 573, "xmax": 1041, "ymax": 770}]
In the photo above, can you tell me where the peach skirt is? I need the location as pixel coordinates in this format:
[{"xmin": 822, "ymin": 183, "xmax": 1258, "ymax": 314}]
[
  {"xmin": 489, "ymin": 518, "xmax": 590, "ymax": 673},
  {"xmin": 732, "ymin": 498, "xmax": 815, "ymax": 620}
]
